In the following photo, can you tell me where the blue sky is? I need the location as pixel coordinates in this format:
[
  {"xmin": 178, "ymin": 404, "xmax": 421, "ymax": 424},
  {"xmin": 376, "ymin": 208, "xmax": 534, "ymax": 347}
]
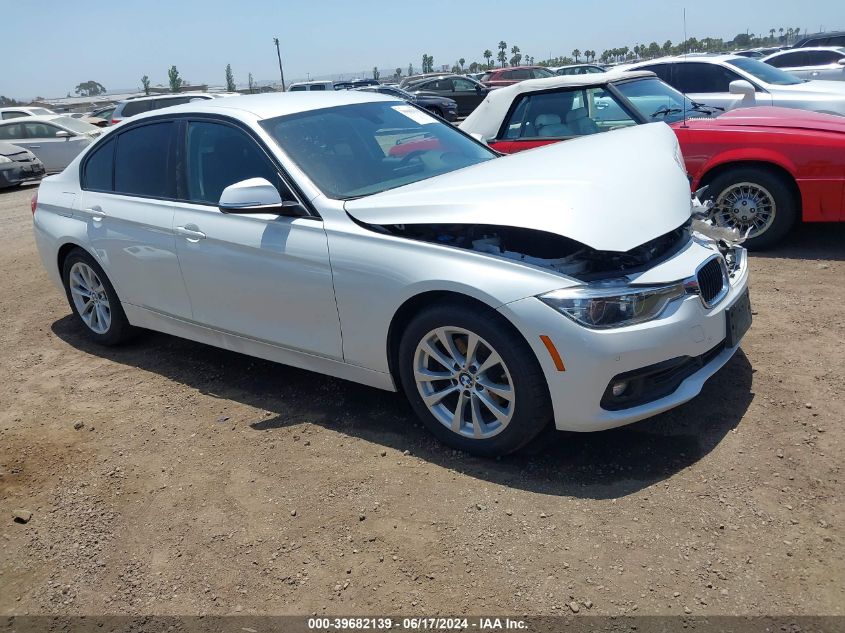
[{"xmin": 1, "ymin": 0, "xmax": 841, "ymax": 99}]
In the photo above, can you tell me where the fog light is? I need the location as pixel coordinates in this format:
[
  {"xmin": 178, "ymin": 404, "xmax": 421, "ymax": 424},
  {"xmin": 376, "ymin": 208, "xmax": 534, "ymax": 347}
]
[{"xmin": 611, "ymin": 381, "xmax": 628, "ymax": 397}]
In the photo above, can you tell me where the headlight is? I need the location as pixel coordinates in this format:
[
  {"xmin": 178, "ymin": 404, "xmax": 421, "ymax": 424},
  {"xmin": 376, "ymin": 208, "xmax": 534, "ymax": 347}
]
[
  {"xmin": 0, "ymin": 155, "xmax": 12, "ymax": 164},
  {"xmin": 539, "ymin": 281, "xmax": 685, "ymax": 329}
]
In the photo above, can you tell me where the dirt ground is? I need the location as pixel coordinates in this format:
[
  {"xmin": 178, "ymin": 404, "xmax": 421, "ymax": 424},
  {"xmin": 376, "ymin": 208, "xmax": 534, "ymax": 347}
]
[{"xmin": 0, "ymin": 182, "xmax": 842, "ymax": 617}]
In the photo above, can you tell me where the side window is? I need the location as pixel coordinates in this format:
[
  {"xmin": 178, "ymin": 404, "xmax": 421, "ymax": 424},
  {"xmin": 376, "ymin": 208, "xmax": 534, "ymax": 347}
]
[
  {"xmin": 120, "ymin": 100, "xmax": 154, "ymax": 117},
  {"xmin": 24, "ymin": 122, "xmax": 62, "ymax": 138},
  {"xmin": 153, "ymin": 97, "xmax": 191, "ymax": 109},
  {"xmin": 0, "ymin": 123, "xmax": 24, "ymax": 139},
  {"xmin": 82, "ymin": 138, "xmax": 115, "ymax": 191},
  {"xmin": 675, "ymin": 63, "xmax": 740, "ymax": 93},
  {"xmin": 114, "ymin": 122, "xmax": 174, "ymax": 198},
  {"xmin": 310, "ymin": 84, "xmax": 326, "ymax": 91},
  {"xmin": 426, "ymin": 79, "xmax": 453, "ymax": 92},
  {"xmin": 2, "ymin": 111, "xmax": 27, "ymax": 120},
  {"xmin": 510, "ymin": 69, "xmax": 531, "ymax": 80},
  {"xmin": 185, "ymin": 121, "xmax": 282, "ymax": 205},
  {"xmin": 452, "ymin": 78, "xmax": 477, "ymax": 91},
  {"xmin": 805, "ymin": 50, "xmax": 841, "ymax": 65},
  {"xmin": 768, "ymin": 52, "xmax": 807, "ymax": 67},
  {"xmin": 638, "ymin": 64, "xmax": 674, "ymax": 84}
]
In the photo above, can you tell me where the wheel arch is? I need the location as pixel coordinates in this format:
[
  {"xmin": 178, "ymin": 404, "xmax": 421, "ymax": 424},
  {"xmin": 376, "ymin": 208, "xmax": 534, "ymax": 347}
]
[
  {"xmin": 385, "ymin": 290, "xmax": 541, "ymax": 390},
  {"xmin": 56, "ymin": 241, "xmax": 124, "ymax": 301},
  {"xmin": 697, "ymin": 160, "xmax": 802, "ymax": 216}
]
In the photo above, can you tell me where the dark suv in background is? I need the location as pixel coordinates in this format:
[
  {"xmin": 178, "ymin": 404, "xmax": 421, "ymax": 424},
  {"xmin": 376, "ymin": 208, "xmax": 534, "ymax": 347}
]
[
  {"xmin": 794, "ymin": 31, "xmax": 845, "ymax": 48},
  {"xmin": 400, "ymin": 74, "xmax": 489, "ymax": 117}
]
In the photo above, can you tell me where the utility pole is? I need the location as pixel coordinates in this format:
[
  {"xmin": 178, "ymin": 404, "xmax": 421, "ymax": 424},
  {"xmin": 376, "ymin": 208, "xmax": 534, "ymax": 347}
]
[{"xmin": 273, "ymin": 37, "xmax": 286, "ymax": 91}]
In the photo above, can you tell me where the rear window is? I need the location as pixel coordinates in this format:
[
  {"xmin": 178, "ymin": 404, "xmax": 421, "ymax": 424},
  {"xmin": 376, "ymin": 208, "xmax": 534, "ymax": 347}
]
[
  {"xmin": 152, "ymin": 96, "xmax": 193, "ymax": 109},
  {"xmin": 120, "ymin": 100, "xmax": 154, "ymax": 117},
  {"xmin": 82, "ymin": 138, "xmax": 115, "ymax": 191},
  {"xmin": 289, "ymin": 85, "xmax": 306, "ymax": 91},
  {"xmin": 114, "ymin": 122, "xmax": 174, "ymax": 198},
  {"xmin": 310, "ymin": 84, "xmax": 326, "ymax": 91}
]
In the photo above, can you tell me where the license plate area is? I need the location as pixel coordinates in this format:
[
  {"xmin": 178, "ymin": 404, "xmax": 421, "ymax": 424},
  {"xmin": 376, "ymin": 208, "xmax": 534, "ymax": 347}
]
[{"xmin": 725, "ymin": 289, "xmax": 752, "ymax": 348}]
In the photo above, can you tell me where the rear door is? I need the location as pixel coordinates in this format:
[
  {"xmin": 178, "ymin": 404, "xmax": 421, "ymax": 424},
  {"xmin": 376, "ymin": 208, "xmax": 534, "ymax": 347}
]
[
  {"xmin": 77, "ymin": 120, "xmax": 192, "ymax": 318},
  {"xmin": 803, "ymin": 50, "xmax": 845, "ymax": 80},
  {"xmin": 171, "ymin": 118, "xmax": 342, "ymax": 358}
]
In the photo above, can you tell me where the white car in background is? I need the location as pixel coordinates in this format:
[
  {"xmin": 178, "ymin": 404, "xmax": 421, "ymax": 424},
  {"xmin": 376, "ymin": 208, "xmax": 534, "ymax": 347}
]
[
  {"xmin": 763, "ymin": 47, "xmax": 845, "ymax": 81},
  {"xmin": 624, "ymin": 54, "xmax": 845, "ymax": 115},
  {"xmin": 0, "ymin": 106, "xmax": 57, "ymax": 120},
  {"xmin": 31, "ymin": 92, "xmax": 750, "ymax": 456},
  {"xmin": 0, "ymin": 115, "xmax": 102, "ymax": 172}
]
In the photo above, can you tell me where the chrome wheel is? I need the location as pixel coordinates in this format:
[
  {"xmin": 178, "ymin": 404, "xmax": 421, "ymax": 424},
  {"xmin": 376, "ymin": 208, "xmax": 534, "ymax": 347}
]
[
  {"xmin": 413, "ymin": 327, "xmax": 515, "ymax": 439},
  {"xmin": 712, "ymin": 182, "xmax": 777, "ymax": 238},
  {"xmin": 68, "ymin": 262, "xmax": 111, "ymax": 334}
]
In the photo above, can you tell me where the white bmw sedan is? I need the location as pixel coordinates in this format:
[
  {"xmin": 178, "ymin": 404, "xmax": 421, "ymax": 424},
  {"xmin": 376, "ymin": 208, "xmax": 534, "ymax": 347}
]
[{"xmin": 32, "ymin": 92, "xmax": 751, "ymax": 456}]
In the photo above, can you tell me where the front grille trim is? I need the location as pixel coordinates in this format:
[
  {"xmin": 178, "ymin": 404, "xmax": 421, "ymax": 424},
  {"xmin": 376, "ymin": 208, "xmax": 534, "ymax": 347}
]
[{"xmin": 694, "ymin": 255, "xmax": 729, "ymax": 309}]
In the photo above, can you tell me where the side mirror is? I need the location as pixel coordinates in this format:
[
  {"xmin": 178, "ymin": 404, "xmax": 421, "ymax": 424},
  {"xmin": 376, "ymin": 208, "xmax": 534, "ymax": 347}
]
[
  {"xmin": 728, "ymin": 80, "xmax": 756, "ymax": 97},
  {"xmin": 55, "ymin": 130, "xmax": 73, "ymax": 140},
  {"xmin": 469, "ymin": 132, "xmax": 488, "ymax": 146},
  {"xmin": 218, "ymin": 178, "xmax": 306, "ymax": 216},
  {"xmin": 475, "ymin": 85, "xmax": 482, "ymax": 93},
  {"xmin": 837, "ymin": 58, "xmax": 845, "ymax": 66}
]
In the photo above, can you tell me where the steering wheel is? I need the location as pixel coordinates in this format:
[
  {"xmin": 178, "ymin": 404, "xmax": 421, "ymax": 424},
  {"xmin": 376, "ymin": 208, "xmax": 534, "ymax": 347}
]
[{"xmin": 398, "ymin": 149, "xmax": 426, "ymax": 165}]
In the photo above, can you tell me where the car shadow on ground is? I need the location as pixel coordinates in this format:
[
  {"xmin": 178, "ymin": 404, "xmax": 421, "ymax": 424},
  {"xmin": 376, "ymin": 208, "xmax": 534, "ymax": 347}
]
[
  {"xmin": 52, "ymin": 315, "xmax": 753, "ymax": 499},
  {"xmin": 752, "ymin": 222, "xmax": 845, "ymax": 262}
]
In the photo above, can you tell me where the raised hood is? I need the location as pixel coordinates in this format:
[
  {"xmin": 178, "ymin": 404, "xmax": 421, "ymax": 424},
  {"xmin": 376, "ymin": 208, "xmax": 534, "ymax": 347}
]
[
  {"xmin": 345, "ymin": 123, "xmax": 691, "ymax": 252},
  {"xmin": 685, "ymin": 106, "xmax": 845, "ymax": 134}
]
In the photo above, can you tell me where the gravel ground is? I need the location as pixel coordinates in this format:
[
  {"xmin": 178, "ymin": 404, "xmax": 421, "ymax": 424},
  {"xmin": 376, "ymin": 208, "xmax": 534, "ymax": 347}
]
[{"xmin": 0, "ymin": 183, "xmax": 842, "ymax": 616}]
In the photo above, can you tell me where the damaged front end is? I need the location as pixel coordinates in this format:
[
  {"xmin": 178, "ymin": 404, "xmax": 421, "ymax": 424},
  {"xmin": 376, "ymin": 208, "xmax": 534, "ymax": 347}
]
[{"xmin": 370, "ymin": 221, "xmax": 691, "ymax": 282}]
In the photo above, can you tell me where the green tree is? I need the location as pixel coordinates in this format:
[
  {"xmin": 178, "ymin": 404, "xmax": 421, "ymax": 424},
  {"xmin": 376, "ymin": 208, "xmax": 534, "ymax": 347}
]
[
  {"xmin": 510, "ymin": 45, "xmax": 521, "ymax": 66},
  {"xmin": 225, "ymin": 64, "xmax": 236, "ymax": 92},
  {"xmin": 0, "ymin": 95, "xmax": 23, "ymax": 106},
  {"xmin": 572, "ymin": 49, "xmax": 581, "ymax": 62},
  {"xmin": 408, "ymin": 62, "xmax": 414, "ymax": 76},
  {"xmin": 373, "ymin": 66, "xmax": 380, "ymax": 80},
  {"xmin": 662, "ymin": 39, "xmax": 673, "ymax": 55},
  {"xmin": 75, "ymin": 81, "xmax": 106, "ymax": 97},
  {"xmin": 458, "ymin": 57, "xmax": 465, "ymax": 72},
  {"xmin": 483, "ymin": 49, "xmax": 493, "ymax": 69},
  {"xmin": 497, "ymin": 41, "xmax": 508, "ymax": 67},
  {"xmin": 469, "ymin": 61, "xmax": 479, "ymax": 73},
  {"xmin": 248, "ymin": 72, "xmax": 255, "ymax": 94},
  {"xmin": 395, "ymin": 67, "xmax": 402, "ymax": 80},
  {"xmin": 141, "ymin": 75, "xmax": 151, "ymax": 96},
  {"xmin": 167, "ymin": 66, "xmax": 182, "ymax": 93}
]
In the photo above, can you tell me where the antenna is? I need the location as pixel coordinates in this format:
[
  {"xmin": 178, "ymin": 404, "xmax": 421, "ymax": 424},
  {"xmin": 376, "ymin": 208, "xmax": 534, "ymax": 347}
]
[{"xmin": 681, "ymin": 7, "xmax": 689, "ymax": 128}]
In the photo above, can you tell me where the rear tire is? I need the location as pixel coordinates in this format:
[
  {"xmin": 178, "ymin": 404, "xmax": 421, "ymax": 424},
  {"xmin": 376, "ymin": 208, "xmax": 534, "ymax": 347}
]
[
  {"xmin": 704, "ymin": 166, "xmax": 798, "ymax": 250},
  {"xmin": 61, "ymin": 248, "xmax": 135, "ymax": 346},
  {"xmin": 398, "ymin": 302, "xmax": 552, "ymax": 457}
]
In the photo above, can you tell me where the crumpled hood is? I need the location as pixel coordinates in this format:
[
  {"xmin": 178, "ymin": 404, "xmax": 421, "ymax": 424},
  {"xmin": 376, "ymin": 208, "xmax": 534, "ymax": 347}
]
[{"xmin": 345, "ymin": 123, "xmax": 692, "ymax": 252}]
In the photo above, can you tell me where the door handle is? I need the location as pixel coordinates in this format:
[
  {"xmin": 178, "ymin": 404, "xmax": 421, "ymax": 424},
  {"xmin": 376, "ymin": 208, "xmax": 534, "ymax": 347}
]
[
  {"xmin": 28, "ymin": 145, "xmax": 41, "ymax": 148},
  {"xmin": 84, "ymin": 206, "xmax": 106, "ymax": 221},
  {"xmin": 175, "ymin": 225, "xmax": 207, "ymax": 241}
]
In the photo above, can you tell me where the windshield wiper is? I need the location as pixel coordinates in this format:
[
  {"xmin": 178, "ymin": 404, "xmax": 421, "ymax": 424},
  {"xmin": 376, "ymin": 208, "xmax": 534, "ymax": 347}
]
[
  {"xmin": 691, "ymin": 101, "xmax": 724, "ymax": 113},
  {"xmin": 650, "ymin": 106, "xmax": 683, "ymax": 119}
]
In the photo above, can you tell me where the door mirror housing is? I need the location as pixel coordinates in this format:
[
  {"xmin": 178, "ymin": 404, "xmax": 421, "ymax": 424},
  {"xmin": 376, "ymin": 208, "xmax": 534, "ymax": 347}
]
[
  {"xmin": 55, "ymin": 130, "xmax": 73, "ymax": 139},
  {"xmin": 728, "ymin": 79, "xmax": 756, "ymax": 97},
  {"xmin": 218, "ymin": 178, "xmax": 306, "ymax": 216},
  {"xmin": 837, "ymin": 58, "xmax": 845, "ymax": 66}
]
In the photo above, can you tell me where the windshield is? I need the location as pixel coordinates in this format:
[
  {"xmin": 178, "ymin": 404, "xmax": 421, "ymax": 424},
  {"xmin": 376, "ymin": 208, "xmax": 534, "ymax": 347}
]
[
  {"xmin": 613, "ymin": 77, "xmax": 713, "ymax": 123},
  {"xmin": 260, "ymin": 101, "xmax": 496, "ymax": 199},
  {"xmin": 726, "ymin": 57, "xmax": 804, "ymax": 85},
  {"xmin": 31, "ymin": 108, "xmax": 53, "ymax": 115},
  {"xmin": 53, "ymin": 116, "xmax": 100, "ymax": 133}
]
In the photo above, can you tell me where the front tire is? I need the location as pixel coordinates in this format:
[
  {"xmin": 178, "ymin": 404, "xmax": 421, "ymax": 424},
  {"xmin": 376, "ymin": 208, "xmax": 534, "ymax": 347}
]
[
  {"xmin": 62, "ymin": 248, "xmax": 134, "ymax": 345},
  {"xmin": 705, "ymin": 166, "xmax": 798, "ymax": 250},
  {"xmin": 398, "ymin": 303, "xmax": 552, "ymax": 457}
]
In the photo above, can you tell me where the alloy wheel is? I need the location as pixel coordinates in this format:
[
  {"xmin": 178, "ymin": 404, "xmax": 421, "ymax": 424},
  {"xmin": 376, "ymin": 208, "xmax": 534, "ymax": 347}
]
[
  {"xmin": 413, "ymin": 326, "xmax": 515, "ymax": 439},
  {"xmin": 712, "ymin": 181, "xmax": 777, "ymax": 238},
  {"xmin": 68, "ymin": 262, "xmax": 111, "ymax": 334}
]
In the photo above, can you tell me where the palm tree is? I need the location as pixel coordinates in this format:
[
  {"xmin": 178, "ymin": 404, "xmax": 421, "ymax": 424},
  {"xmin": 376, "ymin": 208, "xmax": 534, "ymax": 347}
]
[
  {"xmin": 769, "ymin": 28, "xmax": 776, "ymax": 43},
  {"xmin": 779, "ymin": 27, "xmax": 784, "ymax": 43},
  {"xmin": 483, "ymin": 49, "xmax": 493, "ymax": 69},
  {"xmin": 793, "ymin": 27, "xmax": 801, "ymax": 43},
  {"xmin": 510, "ymin": 45, "xmax": 521, "ymax": 66},
  {"xmin": 572, "ymin": 48, "xmax": 581, "ymax": 62},
  {"xmin": 458, "ymin": 57, "xmax": 465, "ymax": 72},
  {"xmin": 498, "ymin": 41, "xmax": 508, "ymax": 67}
]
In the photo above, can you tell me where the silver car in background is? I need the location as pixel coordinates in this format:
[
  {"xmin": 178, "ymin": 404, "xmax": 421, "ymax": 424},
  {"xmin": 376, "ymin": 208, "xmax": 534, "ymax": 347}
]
[
  {"xmin": 624, "ymin": 54, "xmax": 845, "ymax": 115},
  {"xmin": 763, "ymin": 47, "xmax": 845, "ymax": 81},
  {"xmin": 0, "ymin": 115, "xmax": 102, "ymax": 172}
]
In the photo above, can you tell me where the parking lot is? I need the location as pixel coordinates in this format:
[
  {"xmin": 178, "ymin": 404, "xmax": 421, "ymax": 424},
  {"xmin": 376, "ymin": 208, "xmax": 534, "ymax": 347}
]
[{"xmin": 0, "ymin": 182, "xmax": 842, "ymax": 615}]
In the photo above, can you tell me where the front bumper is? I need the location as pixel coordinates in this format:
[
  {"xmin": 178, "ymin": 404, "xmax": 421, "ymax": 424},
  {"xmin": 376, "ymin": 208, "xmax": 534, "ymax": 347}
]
[
  {"xmin": 498, "ymin": 243, "xmax": 750, "ymax": 432},
  {"xmin": 0, "ymin": 160, "xmax": 46, "ymax": 188}
]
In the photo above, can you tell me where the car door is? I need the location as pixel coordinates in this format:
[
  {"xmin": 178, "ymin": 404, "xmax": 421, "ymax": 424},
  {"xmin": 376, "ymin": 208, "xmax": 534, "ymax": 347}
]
[
  {"xmin": 19, "ymin": 120, "xmax": 90, "ymax": 171},
  {"xmin": 171, "ymin": 118, "xmax": 343, "ymax": 359},
  {"xmin": 803, "ymin": 50, "xmax": 845, "ymax": 80},
  {"xmin": 766, "ymin": 50, "xmax": 813, "ymax": 79},
  {"xmin": 77, "ymin": 120, "xmax": 192, "ymax": 319},
  {"xmin": 673, "ymin": 62, "xmax": 772, "ymax": 110},
  {"xmin": 451, "ymin": 77, "xmax": 487, "ymax": 116}
]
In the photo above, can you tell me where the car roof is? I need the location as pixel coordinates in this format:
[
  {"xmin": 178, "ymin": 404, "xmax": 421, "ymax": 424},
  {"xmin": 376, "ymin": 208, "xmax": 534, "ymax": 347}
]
[
  {"xmin": 459, "ymin": 70, "xmax": 655, "ymax": 140},
  {"xmin": 767, "ymin": 46, "xmax": 845, "ymax": 54},
  {"xmin": 0, "ymin": 114, "xmax": 67, "ymax": 124},
  {"xmin": 125, "ymin": 91, "xmax": 396, "ymax": 123},
  {"xmin": 624, "ymin": 54, "xmax": 743, "ymax": 68},
  {"xmin": 119, "ymin": 92, "xmax": 234, "ymax": 104},
  {"xmin": 487, "ymin": 65, "xmax": 547, "ymax": 72}
]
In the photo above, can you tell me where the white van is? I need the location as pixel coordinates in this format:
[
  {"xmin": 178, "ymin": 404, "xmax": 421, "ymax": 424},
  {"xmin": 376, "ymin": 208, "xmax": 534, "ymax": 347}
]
[{"xmin": 287, "ymin": 80, "xmax": 336, "ymax": 92}]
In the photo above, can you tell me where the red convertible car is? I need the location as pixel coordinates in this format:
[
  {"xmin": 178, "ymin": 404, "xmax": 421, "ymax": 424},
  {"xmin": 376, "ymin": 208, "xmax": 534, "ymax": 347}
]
[{"xmin": 459, "ymin": 71, "xmax": 845, "ymax": 248}]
